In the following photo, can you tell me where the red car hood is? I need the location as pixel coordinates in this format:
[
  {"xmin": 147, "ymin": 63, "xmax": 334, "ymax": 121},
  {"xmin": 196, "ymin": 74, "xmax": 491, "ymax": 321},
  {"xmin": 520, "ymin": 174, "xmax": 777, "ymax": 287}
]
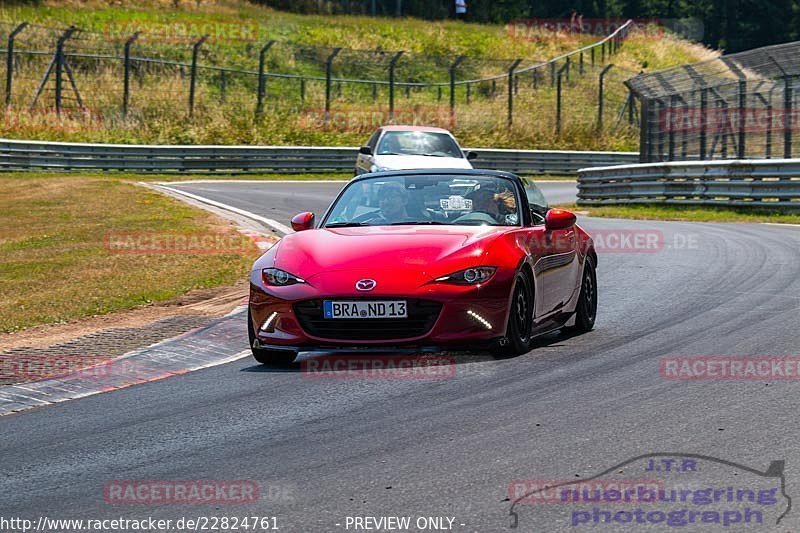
[{"xmin": 274, "ymin": 225, "xmax": 506, "ymax": 284}]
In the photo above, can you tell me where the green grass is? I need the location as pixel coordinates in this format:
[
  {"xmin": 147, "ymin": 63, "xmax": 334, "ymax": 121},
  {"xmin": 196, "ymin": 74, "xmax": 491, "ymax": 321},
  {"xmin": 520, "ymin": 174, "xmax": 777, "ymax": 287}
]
[
  {"xmin": 0, "ymin": 1, "xmax": 713, "ymax": 149},
  {"xmin": 0, "ymin": 173, "xmax": 259, "ymax": 333},
  {"xmin": 557, "ymin": 203, "xmax": 800, "ymax": 224}
]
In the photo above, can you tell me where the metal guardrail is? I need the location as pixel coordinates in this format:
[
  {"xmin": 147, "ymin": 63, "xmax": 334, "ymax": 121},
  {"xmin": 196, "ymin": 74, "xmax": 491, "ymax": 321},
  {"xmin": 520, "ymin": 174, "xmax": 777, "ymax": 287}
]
[
  {"xmin": 578, "ymin": 159, "xmax": 800, "ymax": 208},
  {"xmin": 0, "ymin": 139, "xmax": 637, "ymax": 175}
]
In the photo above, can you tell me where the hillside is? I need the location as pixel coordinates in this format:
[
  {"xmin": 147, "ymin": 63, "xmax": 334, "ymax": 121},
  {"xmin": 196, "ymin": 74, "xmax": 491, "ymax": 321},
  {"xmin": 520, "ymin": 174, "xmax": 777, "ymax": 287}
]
[{"xmin": 0, "ymin": 0, "xmax": 716, "ymax": 150}]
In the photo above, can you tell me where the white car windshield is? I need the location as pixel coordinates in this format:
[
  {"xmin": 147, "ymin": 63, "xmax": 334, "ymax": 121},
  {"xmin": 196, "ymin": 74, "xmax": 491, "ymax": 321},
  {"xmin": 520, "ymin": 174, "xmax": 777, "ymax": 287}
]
[
  {"xmin": 376, "ymin": 131, "xmax": 463, "ymax": 158},
  {"xmin": 324, "ymin": 175, "xmax": 522, "ymax": 227}
]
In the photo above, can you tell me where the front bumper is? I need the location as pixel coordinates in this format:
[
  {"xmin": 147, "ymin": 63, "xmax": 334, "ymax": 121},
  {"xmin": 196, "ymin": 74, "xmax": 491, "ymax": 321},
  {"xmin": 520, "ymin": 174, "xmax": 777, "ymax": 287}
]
[{"xmin": 249, "ymin": 270, "xmax": 515, "ymax": 350}]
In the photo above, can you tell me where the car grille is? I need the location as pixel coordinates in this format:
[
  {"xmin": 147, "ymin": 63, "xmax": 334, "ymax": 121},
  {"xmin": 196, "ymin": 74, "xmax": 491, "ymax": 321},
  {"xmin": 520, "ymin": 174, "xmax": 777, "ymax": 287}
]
[{"xmin": 293, "ymin": 299, "xmax": 442, "ymax": 341}]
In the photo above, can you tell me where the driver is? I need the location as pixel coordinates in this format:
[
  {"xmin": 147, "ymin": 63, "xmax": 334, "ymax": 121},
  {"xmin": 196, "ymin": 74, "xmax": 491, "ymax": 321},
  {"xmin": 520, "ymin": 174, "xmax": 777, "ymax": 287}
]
[
  {"xmin": 379, "ymin": 134, "xmax": 403, "ymax": 155},
  {"xmin": 372, "ymin": 182, "xmax": 410, "ymax": 224}
]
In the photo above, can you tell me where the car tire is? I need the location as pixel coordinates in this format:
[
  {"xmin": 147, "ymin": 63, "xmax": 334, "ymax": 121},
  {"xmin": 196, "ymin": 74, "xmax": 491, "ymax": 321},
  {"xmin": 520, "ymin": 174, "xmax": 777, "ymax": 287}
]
[
  {"xmin": 247, "ymin": 308, "xmax": 297, "ymax": 365},
  {"xmin": 567, "ymin": 256, "xmax": 597, "ymax": 333},
  {"xmin": 495, "ymin": 272, "xmax": 533, "ymax": 356}
]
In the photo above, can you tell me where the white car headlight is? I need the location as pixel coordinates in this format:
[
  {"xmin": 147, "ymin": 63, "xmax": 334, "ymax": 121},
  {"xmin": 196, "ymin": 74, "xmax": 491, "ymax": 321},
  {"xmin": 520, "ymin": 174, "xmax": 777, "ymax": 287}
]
[{"xmin": 435, "ymin": 267, "xmax": 497, "ymax": 285}]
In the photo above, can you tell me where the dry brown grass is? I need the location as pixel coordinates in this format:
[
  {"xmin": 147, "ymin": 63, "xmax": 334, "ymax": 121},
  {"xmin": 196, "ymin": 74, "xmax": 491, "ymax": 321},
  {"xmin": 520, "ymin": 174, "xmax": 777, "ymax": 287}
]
[{"xmin": 0, "ymin": 175, "xmax": 259, "ymax": 333}]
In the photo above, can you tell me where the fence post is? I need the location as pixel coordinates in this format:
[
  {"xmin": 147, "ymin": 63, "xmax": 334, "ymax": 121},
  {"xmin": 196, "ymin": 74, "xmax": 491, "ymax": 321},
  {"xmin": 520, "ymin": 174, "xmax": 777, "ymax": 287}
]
[
  {"xmin": 256, "ymin": 40, "xmax": 275, "ymax": 117},
  {"xmin": 591, "ymin": 46, "xmax": 595, "ymax": 66},
  {"xmin": 5, "ymin": 22, "xmax": 28, "ymax": 107},
  {"xmin": 768, "ymin": 57, "xmax": 792, "ymax": 158},
  {"xmin": 719, "ymin": 99, "xmax": 729, "ymax": 158},
  {"xmin": 122, "ymin": 32, "xmax": 139, "ymax": 117},
  {"xmin": 188, "ymin": 35, "xmax": 208, "ymax": 117},
  {"xmin": 54, "ymin": 26, "xmax": 77, "ymax": 116},
  {"xmin": 784, "ymin": 75, "xmax": 792, "ymax": 158},
  {"xmin": 638, "ymin": 96, "xmax": 650, "ymax": 162},
  {"xmin": 627, "ymin": 88, "xmax": 635, "ymax": 125},
  {"xmin": 555, "ymin": 62, "xmax": 569, "ymax": 136},
  {"xmin": 754, "ymin": 92, "xmax": 772, "ymax": 158},
  {"xmin": 324, "ymin": 47, "xmax": 342, "ymax": 121},
  {"xmin": 667, "ymin": 95, "xmax": 677, "ymax": 160},
  {"xmin": 597, "ymin": 64, "xmax": 613, "ymax": 132},
  {"xmin": 449, "ymin": 55, "xmax": 465, "ymax": 124},
  {"xmin": 699, "ymin": 88, "xmax": 708, "ymax": 159},
  {"xmin": 507, "ymin": 58, "xmax": 522, "ymax": 127},
  {"xmin": 387, "ymin": 51, "xmax": 403, "ymax": 123},
  {"xmin": 579, "ymin": 51, "xmax": 584, "ymax": 76},
  {"xmin": 657, "ymin": 99, "xmax": 666, "ymax": 160},
  {"xmin": 737, "ymin": 80, "xmax": 746, "ymax": 158}
]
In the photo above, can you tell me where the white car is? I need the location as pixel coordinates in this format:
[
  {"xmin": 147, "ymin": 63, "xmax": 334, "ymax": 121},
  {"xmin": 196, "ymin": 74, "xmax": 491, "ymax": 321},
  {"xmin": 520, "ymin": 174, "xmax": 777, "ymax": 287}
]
[{"xmin": 354, "ymin": 126, "xmax": 476, "ymax": 174}]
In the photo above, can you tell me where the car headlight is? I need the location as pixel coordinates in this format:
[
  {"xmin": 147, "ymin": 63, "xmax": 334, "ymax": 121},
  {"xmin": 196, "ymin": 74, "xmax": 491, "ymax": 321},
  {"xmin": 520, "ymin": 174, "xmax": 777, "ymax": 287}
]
[
  {"xmin": 262, "ymin": 268, "xmax": 305, "ymax": 286},
  {"xmin": 435, "ymin": 267, "xmax": 496, "ymax": 285}
]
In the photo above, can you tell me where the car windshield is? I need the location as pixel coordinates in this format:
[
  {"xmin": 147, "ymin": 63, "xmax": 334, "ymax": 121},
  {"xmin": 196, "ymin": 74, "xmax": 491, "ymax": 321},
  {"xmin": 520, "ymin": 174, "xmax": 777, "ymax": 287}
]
[
  {"xmin": 323, "ymin": 175, "xmax": 522, "ymax": 227},
  {"xmin": 376, "ymin": 131, "xmax": 463, "ymax": 158}
]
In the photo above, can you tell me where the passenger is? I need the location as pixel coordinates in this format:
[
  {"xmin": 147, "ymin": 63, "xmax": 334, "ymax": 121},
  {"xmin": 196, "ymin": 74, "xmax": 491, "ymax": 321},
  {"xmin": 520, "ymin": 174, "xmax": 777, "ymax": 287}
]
[{"xmin": 467, "ymin": 185, "xmax": 516, "ymax": 220}]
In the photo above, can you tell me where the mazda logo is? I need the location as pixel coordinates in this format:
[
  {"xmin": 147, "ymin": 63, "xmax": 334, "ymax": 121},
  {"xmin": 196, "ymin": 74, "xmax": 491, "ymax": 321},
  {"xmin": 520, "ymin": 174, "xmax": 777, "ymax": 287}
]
[{"xmin": 356, "ymin": 279, "xmax": 377, "ymax": 291}]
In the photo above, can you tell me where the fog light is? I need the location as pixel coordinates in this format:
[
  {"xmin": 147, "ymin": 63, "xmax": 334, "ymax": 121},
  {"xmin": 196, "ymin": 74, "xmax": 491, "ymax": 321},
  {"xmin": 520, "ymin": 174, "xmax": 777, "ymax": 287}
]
[
  {"xmin": 467, "ymin": 310, "xmax": 492, "ymax": 330},
  {"xmin": 260, "ymin": 312, "xmax": 278, "ymax": 332}
]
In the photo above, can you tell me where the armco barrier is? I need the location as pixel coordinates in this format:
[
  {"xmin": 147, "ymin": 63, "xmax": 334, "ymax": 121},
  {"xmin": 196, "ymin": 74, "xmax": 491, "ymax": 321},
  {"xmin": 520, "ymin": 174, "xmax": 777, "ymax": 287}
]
[
  {"xmin": 0, "ymin": 139, "xmax": 637, "ymax": 175},
  {"xmin": 578, "ymin": 159, "xmax": 800, "ymax": 208}
]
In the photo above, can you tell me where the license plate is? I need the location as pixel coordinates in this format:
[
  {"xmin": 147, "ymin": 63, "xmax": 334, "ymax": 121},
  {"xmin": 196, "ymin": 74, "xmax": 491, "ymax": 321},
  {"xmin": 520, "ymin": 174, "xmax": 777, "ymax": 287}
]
[{"xmin": 323, "ymin": 300, "xmax": 407, "ymax": 319}]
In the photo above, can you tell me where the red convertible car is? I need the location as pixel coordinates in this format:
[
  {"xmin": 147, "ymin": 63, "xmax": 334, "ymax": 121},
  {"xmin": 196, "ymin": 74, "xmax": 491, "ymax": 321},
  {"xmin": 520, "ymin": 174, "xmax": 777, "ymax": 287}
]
[{"xmin": 248, "ymin": 170, "xmax": 597, "ymax": 364}]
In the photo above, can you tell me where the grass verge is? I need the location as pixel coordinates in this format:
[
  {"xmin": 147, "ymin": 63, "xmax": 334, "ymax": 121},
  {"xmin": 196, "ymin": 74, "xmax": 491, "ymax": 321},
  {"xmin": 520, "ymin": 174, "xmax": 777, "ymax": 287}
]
[
  {"xmin": 557, "ymin": 203, "xmax": 800, "ymax": 224},
  {"xmin": 0, "ymin": 174, "xmax": 260, "ymax": 333}
]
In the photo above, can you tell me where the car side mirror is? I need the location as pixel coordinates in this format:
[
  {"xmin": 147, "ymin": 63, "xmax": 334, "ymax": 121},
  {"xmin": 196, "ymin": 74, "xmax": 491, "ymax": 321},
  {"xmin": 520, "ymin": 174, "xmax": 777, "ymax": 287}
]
[
  {"xmin": 465, "ymin": 151, "xmax": 478, "ymax": 160},
  {"xmin": 545, "ymin": 208, "xmax": 576, "ymax": 231},
  {"xmin": 359, "ymin": 146, "xmax": 372, "ymax": 155},
  {"xmin": 291, "ymin": 212, "xmax": 315, "ymax": 232}
]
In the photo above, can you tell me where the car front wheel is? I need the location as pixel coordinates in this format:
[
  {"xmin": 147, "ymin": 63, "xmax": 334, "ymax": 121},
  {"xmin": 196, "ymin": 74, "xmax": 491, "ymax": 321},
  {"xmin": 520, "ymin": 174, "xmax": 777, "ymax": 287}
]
[{"xmin": 496, "ymin": 272, "xmax": 533, "ymax": 356}]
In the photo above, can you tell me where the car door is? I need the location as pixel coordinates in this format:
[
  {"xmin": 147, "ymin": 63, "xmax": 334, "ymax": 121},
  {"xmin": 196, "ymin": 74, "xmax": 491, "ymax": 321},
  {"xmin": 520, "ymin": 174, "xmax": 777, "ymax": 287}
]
[{"xmin": 521, "ymin": 179, "xmax": 580, "ymax": 317}]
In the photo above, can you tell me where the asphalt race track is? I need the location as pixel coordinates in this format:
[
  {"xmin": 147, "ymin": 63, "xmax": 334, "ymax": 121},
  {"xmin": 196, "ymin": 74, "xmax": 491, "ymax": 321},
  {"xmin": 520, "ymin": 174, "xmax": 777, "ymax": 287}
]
[{"xmin": 2, "ymin": 180, "xmax": 800, "ymax": 532}]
